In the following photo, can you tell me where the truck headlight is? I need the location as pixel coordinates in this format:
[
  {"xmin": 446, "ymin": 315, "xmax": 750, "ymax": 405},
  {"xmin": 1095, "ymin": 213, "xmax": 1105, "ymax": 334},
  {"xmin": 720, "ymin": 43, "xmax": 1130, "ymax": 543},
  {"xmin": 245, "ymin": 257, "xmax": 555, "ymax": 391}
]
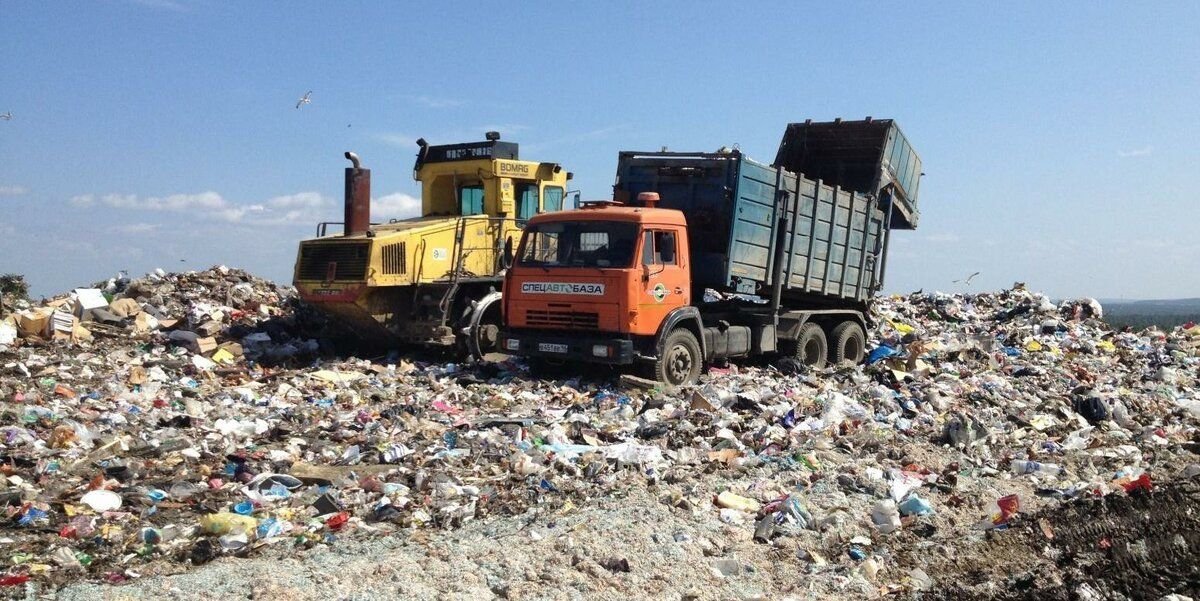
[
  {"xmin": 592, "ymin": 344, "xmax": 610, "ymax": 357},
  {"xmin": 505, "ymin": 339, "xmax": 520, "ymax": 351}
]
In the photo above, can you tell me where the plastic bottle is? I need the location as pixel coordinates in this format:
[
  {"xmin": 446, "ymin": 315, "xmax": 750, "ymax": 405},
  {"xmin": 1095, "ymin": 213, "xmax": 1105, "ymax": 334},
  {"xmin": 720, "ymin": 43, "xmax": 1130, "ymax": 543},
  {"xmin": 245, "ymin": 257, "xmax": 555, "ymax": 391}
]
[{"xmin": 1009, "ymin": 459, "xmax": 1064, "ymax": 477}]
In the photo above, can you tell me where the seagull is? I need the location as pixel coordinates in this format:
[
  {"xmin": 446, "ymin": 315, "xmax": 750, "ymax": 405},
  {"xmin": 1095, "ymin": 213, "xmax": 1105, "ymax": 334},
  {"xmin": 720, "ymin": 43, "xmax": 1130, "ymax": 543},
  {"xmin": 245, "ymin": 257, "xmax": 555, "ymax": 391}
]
[
  {"xmin": 295, "ymin": 91, "xmax": 312, "ymax": 109},
  {"xmin": 0, "ymin": 112, "xmax": 11, "ymax": 121},
  {"xmin": 952, "ymin": 271, "xmax": 980, "ymax": 285}
]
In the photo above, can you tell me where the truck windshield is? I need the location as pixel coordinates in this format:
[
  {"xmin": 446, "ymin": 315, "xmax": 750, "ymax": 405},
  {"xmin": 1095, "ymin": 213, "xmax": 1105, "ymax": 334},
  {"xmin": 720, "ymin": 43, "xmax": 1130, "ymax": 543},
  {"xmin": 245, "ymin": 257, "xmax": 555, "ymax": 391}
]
[{"xmin": 518, "ymin": 221, "xmax": 638, "ymax": 268}]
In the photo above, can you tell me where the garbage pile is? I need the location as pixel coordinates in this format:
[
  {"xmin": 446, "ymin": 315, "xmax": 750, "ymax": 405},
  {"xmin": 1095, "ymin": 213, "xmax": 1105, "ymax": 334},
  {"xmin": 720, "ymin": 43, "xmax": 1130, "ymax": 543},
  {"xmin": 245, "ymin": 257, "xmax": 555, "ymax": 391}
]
[{"xmin": 0, "ymin": 270, "xmax": 1197, "ymax": 593}]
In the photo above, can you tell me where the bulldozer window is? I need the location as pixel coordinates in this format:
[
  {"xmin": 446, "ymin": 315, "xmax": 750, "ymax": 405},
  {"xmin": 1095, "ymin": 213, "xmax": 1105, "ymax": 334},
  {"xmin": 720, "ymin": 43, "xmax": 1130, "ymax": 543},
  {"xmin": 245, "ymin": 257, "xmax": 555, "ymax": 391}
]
[
  {"xmin": 543, "ymin": 187, "xmax": 564, "ymax": 213},
  {"xmin": 517, "ymin": 184, "xmax": 538, "ymax": 220},
  {"xmin": 459, "ymin": 185, "xmax": 484, "ymax": 215}
]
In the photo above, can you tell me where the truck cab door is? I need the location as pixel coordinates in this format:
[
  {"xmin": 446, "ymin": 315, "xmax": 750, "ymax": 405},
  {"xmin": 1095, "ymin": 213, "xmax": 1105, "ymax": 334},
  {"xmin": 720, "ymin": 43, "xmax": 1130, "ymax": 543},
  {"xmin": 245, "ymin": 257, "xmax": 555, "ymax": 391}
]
[{"xmin": 636, "ymin": 227, "xmax": 689, "ymax": 335}]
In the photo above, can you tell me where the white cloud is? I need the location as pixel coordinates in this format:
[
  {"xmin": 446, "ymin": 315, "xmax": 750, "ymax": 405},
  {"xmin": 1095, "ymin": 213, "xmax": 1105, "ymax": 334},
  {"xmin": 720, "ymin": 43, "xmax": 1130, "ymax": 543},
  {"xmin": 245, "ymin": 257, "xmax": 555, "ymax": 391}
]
[
  {"xmin": 73, "ymin": 191, "xmax": 226, "ymax": 212},
  {"xmin": 111, "ymin": 223, "xmax": 160, "ymax": 234},
  {"xmin": 373, "ymin": 192, "xmax": 422, "ymax": 219},
  {"xmin": 259, "ymin": 193, "xmax": 334, "ymax": 225},
  {"xmin": 267, "ymin": 192, "xmax": 330, "ymax": 210},
  {"xmin": 1117, "ymin": 146, "xmax": 1152, "ymax": 157},
  {"xmin": 214, "ymin": 205, "xmax": 264, "ymax": 223},
  {"xmin": 0, "ymin": 186, "xmax": 28, "ymax": 197},
  {"xmin": 72, "ymin": 190, "xmax": 334, "ymax": 225},
  {"xmin": 134, "ymin": 192, "xmax": 225, "ymax": 211}
]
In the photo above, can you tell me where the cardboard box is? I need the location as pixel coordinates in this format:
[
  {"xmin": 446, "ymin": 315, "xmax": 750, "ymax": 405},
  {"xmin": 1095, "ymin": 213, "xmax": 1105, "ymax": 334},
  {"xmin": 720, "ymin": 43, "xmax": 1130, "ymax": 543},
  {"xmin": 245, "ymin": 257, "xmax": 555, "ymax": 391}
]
[
  {"xmin": 195, "ymin": 320, "xmax": 222, "ymax": 337},
  {"xmin": 16, "ymin": 309, "xmax": 52, "ymax": 338},
  {"xmin": 196, "ymin": 336, "xmax": 218, "ymax": 355}
]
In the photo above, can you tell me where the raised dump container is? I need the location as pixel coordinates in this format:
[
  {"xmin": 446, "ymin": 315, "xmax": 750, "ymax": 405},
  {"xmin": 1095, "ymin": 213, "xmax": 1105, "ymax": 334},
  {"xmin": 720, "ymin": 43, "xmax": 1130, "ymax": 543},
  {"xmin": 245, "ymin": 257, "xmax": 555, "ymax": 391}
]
[
  {"xmin": 614, "ymin": 151, "xmax": 888, "ymax": 303},
  {"xmin": 775, "ymin": 118, "xmax": 921, "ymax": 229}
]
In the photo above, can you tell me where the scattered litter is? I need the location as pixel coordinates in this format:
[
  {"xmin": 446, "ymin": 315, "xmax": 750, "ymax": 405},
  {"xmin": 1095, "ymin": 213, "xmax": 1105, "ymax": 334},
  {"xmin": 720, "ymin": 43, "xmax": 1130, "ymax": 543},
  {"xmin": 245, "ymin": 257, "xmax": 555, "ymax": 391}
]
[{"xmin": 0, "ymin": 271, "xmax": 1197, "ymax": 595}]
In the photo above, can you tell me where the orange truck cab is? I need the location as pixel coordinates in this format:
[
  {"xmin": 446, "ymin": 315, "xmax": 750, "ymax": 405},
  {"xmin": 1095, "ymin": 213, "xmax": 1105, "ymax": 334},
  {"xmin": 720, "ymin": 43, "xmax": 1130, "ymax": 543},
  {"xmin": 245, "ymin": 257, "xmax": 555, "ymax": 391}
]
[
  {"xmin": 502, "ymin": 120, "xmax": 921, "ymax": 385},
  {"xmin": 501, "ymin": 200, "xmax": 698, "ymax": 378}
]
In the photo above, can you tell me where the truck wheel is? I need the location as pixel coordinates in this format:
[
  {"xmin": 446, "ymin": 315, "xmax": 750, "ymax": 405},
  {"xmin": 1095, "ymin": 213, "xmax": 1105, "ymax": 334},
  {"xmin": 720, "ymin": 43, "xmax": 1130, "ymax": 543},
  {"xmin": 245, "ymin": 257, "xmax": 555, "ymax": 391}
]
[
  {"xmin": 830, "ymin": 321, "xmax": 866, "ymax": 365},
  {"xmin": 654, "ymin": 329, "xmax": 702, "ymax": 387},
  {"xmin": 794, "ymin": 323, "xmax": 828, "ymax": 368}
]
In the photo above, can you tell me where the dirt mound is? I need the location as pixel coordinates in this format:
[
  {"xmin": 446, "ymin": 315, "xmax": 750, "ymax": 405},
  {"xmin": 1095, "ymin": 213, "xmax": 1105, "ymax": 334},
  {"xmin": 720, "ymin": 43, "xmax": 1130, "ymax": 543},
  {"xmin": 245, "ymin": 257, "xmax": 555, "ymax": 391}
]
[{"xmin": 926, "ymin": 480, "xmax": 1200, "ymax": 600}]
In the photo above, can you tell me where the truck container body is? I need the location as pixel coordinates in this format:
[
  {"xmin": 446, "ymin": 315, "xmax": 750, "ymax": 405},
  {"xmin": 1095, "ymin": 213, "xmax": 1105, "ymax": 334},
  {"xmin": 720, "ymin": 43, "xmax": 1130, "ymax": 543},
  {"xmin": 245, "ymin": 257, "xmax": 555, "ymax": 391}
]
[{"xmin": 614, "ymin": 151, "xmax": 887, "ymax": 304}]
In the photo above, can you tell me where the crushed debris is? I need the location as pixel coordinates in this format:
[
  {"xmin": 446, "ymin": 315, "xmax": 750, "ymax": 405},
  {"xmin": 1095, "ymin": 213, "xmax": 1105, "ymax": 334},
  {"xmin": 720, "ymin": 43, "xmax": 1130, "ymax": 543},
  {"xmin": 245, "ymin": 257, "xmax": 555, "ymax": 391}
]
[{"xmin": 0, "ymin": 268, "xmax": 1198, "ymax": 597}]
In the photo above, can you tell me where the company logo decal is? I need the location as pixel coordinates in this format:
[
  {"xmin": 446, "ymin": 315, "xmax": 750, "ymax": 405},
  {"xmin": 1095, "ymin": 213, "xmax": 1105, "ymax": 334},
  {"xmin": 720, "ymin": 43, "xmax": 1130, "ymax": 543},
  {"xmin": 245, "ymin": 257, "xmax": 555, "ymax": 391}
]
[
  {"xmin": 652, "ymin": 283, "xmax": 668, "ymax": 302},
  {"xmin": 500, "ymin": 162, "xmax": 531, "ymax": 176},
  {"xmin": 520, "ymin": 282, "xmax": 605, "ymax": 295}
]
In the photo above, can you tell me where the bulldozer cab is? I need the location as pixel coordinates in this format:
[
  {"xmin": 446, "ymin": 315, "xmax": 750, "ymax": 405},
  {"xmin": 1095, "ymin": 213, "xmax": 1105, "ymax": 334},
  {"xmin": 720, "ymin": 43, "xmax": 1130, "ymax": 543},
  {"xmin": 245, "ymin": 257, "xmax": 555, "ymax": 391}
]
[
  {"xmin": 414, "ymin": 135, "xmax": 570, "ymax": 221},
  {"xmin": 404, "ymin": 135, "xmax": 572, "ymax": 286}
]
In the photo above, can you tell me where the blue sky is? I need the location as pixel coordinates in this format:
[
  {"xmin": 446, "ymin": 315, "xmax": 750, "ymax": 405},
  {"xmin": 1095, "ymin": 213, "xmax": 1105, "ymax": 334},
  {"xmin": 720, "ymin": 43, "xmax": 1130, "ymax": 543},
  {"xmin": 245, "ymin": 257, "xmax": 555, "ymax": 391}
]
[{"xmin": 1, "ymin": 2, "xmax": 1197, "ymax": 299}]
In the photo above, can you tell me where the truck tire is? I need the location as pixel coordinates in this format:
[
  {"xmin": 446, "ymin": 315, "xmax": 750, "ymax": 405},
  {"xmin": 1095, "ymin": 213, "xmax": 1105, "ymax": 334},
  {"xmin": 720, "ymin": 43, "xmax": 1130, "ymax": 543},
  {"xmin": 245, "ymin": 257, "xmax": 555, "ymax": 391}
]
[
  {"xmin": 794, "ymin": 322, "xmax": 828, "ymax": 368},
  {"xmin": 653, "ymin": 329, "xmax": 702, "ymax": 387},
  {"xmin": 829, "ymin": 321, "xmax": 866, "ymax": 365}
]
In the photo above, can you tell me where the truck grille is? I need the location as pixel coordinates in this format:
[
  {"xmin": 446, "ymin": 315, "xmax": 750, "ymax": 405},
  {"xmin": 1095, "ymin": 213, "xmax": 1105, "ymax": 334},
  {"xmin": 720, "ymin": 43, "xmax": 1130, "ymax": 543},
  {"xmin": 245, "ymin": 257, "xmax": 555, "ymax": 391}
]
[
  {"xmin": 525, "ymin": 310, "xmax": 599, "ymax": 329},
  {"xmin": 381, "ymin": 242, "xmax": 406, "ymax": 275},
  {"xmin": 298, "ymin": 242, "xmax": 370, "ymax": 281}
]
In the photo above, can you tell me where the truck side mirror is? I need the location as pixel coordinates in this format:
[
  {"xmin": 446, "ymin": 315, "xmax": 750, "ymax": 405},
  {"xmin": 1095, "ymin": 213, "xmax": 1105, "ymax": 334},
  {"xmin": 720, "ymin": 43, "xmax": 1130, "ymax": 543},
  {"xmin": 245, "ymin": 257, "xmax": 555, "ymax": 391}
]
[{"xmin": 503, "ymin": 236, "xmax": 514, "ymax": 268}]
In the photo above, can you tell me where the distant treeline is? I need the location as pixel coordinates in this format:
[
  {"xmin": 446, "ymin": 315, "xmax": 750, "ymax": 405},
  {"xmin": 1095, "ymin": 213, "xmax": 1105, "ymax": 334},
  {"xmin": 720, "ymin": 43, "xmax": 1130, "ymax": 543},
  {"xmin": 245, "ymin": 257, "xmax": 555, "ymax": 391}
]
[
  {"xmin": 1104, "ymin": 313, "xmax": 1196, "ymax": 331},
  {"xmin": 1103, "ymin": 299, "xmax": 1200, "ymax": 331}
]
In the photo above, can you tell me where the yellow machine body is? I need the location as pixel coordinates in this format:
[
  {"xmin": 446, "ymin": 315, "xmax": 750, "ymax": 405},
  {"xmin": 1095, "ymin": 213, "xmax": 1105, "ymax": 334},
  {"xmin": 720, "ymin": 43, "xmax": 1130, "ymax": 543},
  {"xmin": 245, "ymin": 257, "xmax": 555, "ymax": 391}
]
[{"xmin": 293, "ymin": 137, "xmax": 571, "ymax": 351}]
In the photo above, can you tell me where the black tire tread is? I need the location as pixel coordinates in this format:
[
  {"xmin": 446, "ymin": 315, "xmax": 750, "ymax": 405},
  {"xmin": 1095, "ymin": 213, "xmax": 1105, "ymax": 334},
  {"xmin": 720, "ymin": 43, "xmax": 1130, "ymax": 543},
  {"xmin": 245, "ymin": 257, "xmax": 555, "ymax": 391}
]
[{"xmin": 830, "ymin": 320, "xmax": 866, "ymax": 365}]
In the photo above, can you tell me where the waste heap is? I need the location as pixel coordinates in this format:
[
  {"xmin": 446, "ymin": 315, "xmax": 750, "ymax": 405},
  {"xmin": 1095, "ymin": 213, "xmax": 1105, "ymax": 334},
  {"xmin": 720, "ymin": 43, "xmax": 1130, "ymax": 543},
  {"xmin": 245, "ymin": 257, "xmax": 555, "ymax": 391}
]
[{"xmin": 0, "ymin": 269, "xmax": 1197, "ymax": 594}]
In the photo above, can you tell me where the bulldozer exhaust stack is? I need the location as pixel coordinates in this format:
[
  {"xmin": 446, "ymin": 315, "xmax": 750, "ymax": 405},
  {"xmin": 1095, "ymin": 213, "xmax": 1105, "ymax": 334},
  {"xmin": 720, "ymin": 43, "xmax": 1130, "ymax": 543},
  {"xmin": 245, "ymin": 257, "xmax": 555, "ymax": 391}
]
[{"xmin": 343, "ymin": 151, "xmax": 370, "ymax": 236}]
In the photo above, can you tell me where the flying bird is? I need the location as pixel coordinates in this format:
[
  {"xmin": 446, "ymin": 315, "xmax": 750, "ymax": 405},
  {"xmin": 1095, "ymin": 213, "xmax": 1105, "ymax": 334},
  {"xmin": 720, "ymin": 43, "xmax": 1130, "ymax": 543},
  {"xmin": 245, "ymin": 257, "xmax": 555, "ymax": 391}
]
[
  {"xmin": 953, "ymin": 271, "xmax": 981, "ymax": 285},
  {"xmin": 295, "ymin": 91, "xmax": 312, "ymax": 109},
  {"xmin": 0, "ymin": 112, "xmax": 11, "ymax": 121}
]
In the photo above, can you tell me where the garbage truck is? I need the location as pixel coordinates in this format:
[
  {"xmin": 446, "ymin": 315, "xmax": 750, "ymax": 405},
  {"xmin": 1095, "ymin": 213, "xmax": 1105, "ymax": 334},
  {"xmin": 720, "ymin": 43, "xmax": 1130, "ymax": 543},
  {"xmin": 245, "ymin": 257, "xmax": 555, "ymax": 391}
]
[
  {"xmin": 498, "ymin": 118, "xmax": 920, "ymax": 385},
  {"xmin": 293, "ymin": 133, "xmax": 572, "ymax": 358}
]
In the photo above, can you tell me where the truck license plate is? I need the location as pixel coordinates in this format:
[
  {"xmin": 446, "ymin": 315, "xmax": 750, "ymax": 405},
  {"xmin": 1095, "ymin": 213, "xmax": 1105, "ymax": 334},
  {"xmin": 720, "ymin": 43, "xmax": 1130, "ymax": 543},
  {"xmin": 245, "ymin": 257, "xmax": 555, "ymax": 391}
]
[{"xmin": 538, "ymin": 343, "xmax": 568, "ymax": 354}]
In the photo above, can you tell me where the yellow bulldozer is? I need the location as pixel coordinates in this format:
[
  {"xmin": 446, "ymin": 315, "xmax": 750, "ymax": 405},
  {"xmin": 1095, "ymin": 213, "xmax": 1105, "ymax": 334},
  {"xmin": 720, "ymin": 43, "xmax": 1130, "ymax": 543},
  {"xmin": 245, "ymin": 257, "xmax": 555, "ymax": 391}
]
[{"xmin": 292, "ymin": 132, "xmax": 572, "ymax": 358}]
